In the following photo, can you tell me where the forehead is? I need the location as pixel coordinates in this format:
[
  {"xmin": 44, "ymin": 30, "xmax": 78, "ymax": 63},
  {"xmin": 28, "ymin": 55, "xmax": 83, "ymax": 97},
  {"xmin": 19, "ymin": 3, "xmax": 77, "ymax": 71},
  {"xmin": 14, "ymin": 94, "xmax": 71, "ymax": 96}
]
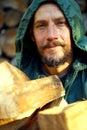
[{"xmin": 34, "ymin": 3, "xmax": 65, "ymax": 21}]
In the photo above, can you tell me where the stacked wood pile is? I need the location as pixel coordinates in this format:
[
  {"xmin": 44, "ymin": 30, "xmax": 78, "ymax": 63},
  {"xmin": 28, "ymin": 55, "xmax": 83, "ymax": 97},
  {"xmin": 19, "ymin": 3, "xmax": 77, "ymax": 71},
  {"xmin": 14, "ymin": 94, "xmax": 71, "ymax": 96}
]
[
  {"xmin": 0, "ymin": 0, "xmax": 87, "ymax": 65},
  {"xmin": 0, "ymin": 0, "xmax": 28, "ymax": 65}
]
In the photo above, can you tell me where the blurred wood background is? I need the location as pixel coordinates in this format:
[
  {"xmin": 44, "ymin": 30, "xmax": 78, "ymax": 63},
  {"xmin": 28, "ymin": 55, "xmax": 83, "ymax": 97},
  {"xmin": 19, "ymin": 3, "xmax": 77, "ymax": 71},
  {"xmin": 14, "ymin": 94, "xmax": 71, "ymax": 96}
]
[{"xmin": 0, "ymin": 0, "xmax": 87, "ymax": 65}]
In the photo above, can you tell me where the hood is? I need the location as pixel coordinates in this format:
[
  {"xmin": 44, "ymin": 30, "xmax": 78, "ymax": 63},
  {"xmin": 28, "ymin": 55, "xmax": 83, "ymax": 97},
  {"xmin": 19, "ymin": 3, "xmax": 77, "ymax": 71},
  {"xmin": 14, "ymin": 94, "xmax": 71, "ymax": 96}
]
[{"xmin": 15, "ymin": 0, "xmax": 87, "ymax": 79}]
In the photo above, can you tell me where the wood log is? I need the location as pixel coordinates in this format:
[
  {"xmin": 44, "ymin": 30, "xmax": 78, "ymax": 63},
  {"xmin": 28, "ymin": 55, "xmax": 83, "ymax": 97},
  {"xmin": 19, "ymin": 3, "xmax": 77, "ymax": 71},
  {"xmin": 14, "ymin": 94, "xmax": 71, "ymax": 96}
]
[
  {"xmin": 0, "ymin": 10, "xmax": 4, "ymax": 29},
  {"xmin": 0, "ymin": 61, "xmax": 30, "ymax": 89},
  {"xmin": 0, "ymin": 48, "xmax": 2, "ymax": 56},
  {"xmin": 11, "ymin": 0, "xmax": 28, "ymax": 12},
  {"xmin": 0, "ymin": 75, "xmax": 65, "ymax": 124},
  {"xmin": 0, "ymin": 0, "xmax": 18, "ymax": 9},
  {"xmin": 0, "ymin": 118, "xmax": 31, "ymax": 130},
  {"xmin": 38, "ymin": 100, "xmax": 87, "ymax": 130},
  {"xmin": 0, "ymin": 0, "xmax": 27, "ymax": 12},
  {"xmin": 0, "ymin": 57, "xmax": 8, "ymax": 63},
  {"xmin": 0, "ymin": 62, "xmax": 65, "ymax": 129},
  {"xmin": 0, "ymin": 28, "xmax": 17, "ymax": 58},
  {"xmin": 4, "ymin": 8, "xmax": 23, "ymax": 28}
]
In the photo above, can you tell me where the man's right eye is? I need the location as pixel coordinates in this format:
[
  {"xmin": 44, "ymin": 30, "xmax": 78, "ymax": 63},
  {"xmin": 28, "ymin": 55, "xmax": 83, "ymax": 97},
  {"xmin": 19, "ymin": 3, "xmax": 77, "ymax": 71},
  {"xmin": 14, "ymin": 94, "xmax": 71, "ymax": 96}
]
[{"xmin": 36, "ymin": 24, "xmax": 46, "ymax": 29}]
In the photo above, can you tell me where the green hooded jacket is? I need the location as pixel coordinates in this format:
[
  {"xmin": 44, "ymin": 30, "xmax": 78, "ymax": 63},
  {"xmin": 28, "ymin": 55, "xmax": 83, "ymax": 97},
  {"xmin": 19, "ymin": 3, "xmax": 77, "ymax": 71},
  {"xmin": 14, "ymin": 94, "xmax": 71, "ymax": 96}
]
[{"xmin": 15, "ymin": 0, "xmax": 87, "ymax": 103}]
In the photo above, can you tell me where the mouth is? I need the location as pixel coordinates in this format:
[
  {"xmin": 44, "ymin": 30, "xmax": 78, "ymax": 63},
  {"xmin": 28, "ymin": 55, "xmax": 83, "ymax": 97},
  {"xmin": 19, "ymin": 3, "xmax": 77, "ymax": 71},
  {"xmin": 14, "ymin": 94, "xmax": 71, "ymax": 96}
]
[
  {"xmin": 46, "ymin": 45, "xmax": 58, "ymax": 49},
  {"xmin": 41, "ymin": 41, "xmax": 65, "ymax": 50}
]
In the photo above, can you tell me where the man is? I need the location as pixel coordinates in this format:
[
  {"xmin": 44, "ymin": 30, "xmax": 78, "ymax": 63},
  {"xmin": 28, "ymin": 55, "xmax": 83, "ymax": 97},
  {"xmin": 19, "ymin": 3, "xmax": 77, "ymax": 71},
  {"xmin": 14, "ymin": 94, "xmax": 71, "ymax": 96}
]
[{"xmin": 15, "ymin": 0, "xmax": 87, "ymax": 103}]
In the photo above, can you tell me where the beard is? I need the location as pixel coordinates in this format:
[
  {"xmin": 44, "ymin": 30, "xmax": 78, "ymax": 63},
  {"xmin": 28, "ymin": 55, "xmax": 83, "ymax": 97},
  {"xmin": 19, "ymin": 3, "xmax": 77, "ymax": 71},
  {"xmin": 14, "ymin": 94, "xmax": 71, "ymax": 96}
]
[
  {"xmin": 37, "ymin": 41, "xmax": 73, "ymax": 67},
  {"xmin": 40, "ymin": 50, "xmax": 73, "ymax": 67}
]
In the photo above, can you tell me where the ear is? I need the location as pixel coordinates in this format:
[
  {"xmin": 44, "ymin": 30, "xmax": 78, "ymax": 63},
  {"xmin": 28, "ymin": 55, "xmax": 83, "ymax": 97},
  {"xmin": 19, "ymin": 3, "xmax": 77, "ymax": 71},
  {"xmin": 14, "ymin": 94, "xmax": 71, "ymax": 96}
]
[{"xmin": 29, "ymin": 28, "xmax": 35, "ymax": 42}]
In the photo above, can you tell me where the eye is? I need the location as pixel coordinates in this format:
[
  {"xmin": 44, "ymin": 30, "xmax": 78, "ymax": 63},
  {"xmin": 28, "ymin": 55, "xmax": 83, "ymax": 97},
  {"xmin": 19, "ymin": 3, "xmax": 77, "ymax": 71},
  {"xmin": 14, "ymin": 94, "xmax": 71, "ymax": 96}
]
[
  {"xmin": 39, "ymin": 24, "xmax": 45, "ymax": 28},
  {"xmin": 55, "ymin": 18, "xmax": 67, "ymax": 27},
  {"xmin": 35, "ymin": 23, "xmax": 47, "ymax": 29},
  {"xmin": 56, "ymin": 21, "xmax": 66, "ymax": 26}
]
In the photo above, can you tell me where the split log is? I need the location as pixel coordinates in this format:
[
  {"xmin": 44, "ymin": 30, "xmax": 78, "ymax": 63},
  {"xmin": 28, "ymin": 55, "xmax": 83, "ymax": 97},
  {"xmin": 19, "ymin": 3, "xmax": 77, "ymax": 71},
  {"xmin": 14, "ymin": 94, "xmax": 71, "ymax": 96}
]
[
  {"xmin": 0, "ymin": 61, "xmax": 65, "ymax": 129},
  {"xmin": 0, "ymin": 0, "xmax": 18, "ymax": 9},
  {"xmin": 0, "ymin": 0, "xmax": 27, "ymax": 12},
  {"xmin": 0, "ymin": 10, "xmax": 4, "ymax": 29},
  {"xmin": 0, "ymin": 61, "xmax": 30, "ymax": 89},
  {"xmin": 11, "ymin": 0, "xmax": 28, "ymax": 12},
  {"xmin": 0, "ymin": 48, "xmax": 2, "ymax": 56},
  {"xmin": 0, "ymin": 28, "xmax": 17, "ymax": 58},
  {"xmin": 18, "ymin": 97, "xmax": 67, "ymax": 130},
  {"xmin": 0, "ymin": 118, "xmax": 31, "ymax": 130},
  {"xmin": 38, "ymin": 100, "xmax": 87, "ymax": 130},
  {"xmin": 0, "ymin": 74, "xmax": 65, "ymax": 125},
  {"xmin": 4, "ymin": 8, "xmax": 23, "ymax": 28},
  {"xmin": 0, "ymin": 57, "xmax": 9, "ymax": 63}
]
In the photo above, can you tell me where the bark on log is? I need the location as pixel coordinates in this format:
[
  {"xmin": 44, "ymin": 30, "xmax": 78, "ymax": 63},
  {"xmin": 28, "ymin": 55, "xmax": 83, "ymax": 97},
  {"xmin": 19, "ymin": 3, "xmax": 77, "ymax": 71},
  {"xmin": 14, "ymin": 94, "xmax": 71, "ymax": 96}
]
[
  {"xmin": 4, "ymin": 9, "xmax": 23, "ymax": 28},
  {"xmin": 0, "ymin": 10, "xmax": 4, "ymax": 29},
  {"xmin": 0, "ymin": 28, "xmax": 17, "ymax": 58},
  {"xmin": 0, "ymin": 0, "xmax": 27, "ymax": 12}
]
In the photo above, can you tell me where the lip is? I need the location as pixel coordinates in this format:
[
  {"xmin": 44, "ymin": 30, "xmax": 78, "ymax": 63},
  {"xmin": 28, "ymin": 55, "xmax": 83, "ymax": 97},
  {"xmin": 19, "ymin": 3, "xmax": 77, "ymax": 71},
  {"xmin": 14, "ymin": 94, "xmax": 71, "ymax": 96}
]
[{"xmin": 46, "ymin": 45, "xmax": 58, "ymax": 50}]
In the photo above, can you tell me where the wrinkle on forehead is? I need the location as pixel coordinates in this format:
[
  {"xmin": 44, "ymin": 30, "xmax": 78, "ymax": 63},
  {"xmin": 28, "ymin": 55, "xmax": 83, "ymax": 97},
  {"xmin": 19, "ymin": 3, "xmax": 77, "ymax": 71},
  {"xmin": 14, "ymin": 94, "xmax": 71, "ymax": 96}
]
[{"xmin": 34, "ymin": 3, "xmax": 65, "ymax": 23}]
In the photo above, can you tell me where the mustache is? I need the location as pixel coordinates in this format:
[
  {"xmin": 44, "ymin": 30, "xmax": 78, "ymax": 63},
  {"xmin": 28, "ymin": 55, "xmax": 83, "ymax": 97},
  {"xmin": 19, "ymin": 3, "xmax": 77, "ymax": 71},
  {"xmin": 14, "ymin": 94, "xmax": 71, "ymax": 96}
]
[{"xmin": 40, "ymin": 40, "xmax": 65, "ymax": 49}]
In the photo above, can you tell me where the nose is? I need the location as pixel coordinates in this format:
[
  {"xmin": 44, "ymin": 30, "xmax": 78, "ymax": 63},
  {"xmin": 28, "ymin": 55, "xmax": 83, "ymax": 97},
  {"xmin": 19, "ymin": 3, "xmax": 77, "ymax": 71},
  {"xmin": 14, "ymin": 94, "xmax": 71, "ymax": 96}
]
[{"xmin": 47, "ymin": 25, "xmax": 58, "ymax": 41}]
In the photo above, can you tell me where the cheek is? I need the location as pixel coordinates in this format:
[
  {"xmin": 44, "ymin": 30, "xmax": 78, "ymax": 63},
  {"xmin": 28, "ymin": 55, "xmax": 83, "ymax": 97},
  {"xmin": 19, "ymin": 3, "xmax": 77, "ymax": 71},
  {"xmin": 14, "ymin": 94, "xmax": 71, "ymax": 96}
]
[
  {"xmin": 62, "ymin": 29, "xmax": 71, "ymax": 46},
  {"xmin": 33, "ymin": 32, "xmax": 45, "ymax": 47}
]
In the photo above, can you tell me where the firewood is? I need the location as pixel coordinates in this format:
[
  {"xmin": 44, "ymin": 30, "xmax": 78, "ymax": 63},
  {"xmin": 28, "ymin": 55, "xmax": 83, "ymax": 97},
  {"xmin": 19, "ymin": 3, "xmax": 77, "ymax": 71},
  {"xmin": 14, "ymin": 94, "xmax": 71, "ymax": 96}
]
[
  {"xmin": 11, "ymin": 0, "xmax": 28, "ymax": 12},
  {"xmin": 0, "ymin": 61, "xmax": 30, "ymax": 129},
  {"xmin": 0, "ymin": 118, "xmax": 31, "ymax": 130},
  {"xmin": 0, "ymin": 48, "xmax": 2, "ymax": 56},
  {"xmin": 0, "ymin": 10, "xmax": 4, "ymax": 29},
  {"xmin": 0, "ymin": 57, "xmax": 8, "ymax": 63},
  {"xmin": 15, "ymin": 97, "xmax": 67, "ymax": 130},
  {"xmin": 0, "ymin": 61, "xmax": 30, "ymax": 90},
  {"xmin": 0, "ymin": 61, "xmax": 65, "ymax": 128},
  {"xmin": 0, "ymin": 0, "xmax": 27, "ymax": 12},
  {"xmin": 0, "ymin": 0, "xmax": 18, "ymax": 9},
  {"xmin": 38, "ymin": 100, "xmax": 87, "ymax": 130},
  {"xmin": 0, "ymin": 28, "xmax": 17, "ymax": 58},
  {"xmin": 0, "ymin": 74, "xmax": 65, "ymax": 122},
  {"xmin": 4, "ymin": 8, "xmax": 23, "ymax": 28}
]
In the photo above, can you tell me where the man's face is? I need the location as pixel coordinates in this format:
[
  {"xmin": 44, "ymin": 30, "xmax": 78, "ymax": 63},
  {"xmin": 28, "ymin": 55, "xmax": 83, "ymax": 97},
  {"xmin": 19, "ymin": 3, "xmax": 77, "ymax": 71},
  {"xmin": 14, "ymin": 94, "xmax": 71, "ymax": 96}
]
[{"xmin": 33, "ymin": 3, "xmax": 73, "ymax": 66}]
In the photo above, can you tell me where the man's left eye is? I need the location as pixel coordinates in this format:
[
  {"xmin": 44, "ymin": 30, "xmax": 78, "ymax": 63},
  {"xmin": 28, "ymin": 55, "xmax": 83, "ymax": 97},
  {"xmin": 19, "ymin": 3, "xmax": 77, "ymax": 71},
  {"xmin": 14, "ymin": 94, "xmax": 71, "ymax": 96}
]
[{"xmin": 57, "ymin": 21, "xmax": 65, "ymax": 26}]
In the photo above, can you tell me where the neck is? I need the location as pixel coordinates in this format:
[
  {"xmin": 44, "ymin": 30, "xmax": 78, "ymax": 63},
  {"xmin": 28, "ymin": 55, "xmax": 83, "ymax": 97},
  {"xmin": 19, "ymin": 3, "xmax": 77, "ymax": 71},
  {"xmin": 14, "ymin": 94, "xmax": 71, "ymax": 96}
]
[{"xmin": 43, "ymin": 58, "xmax": 73, "ymax": 77}]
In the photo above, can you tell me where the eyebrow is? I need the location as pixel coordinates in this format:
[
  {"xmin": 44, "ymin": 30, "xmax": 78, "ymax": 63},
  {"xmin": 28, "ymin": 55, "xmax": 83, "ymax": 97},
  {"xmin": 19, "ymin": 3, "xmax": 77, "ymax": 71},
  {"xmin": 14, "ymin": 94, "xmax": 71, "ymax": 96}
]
[
  {"xmin": 55, "ymin": 16, "xmax": 66, "ymax": 21},
  {"xmin": 34, "ymin": 16, "xmax": 66, "ymax": 24},
  {"xmin": 34, "ymin": 20, "xmax": 47, "ymax": 25}
]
